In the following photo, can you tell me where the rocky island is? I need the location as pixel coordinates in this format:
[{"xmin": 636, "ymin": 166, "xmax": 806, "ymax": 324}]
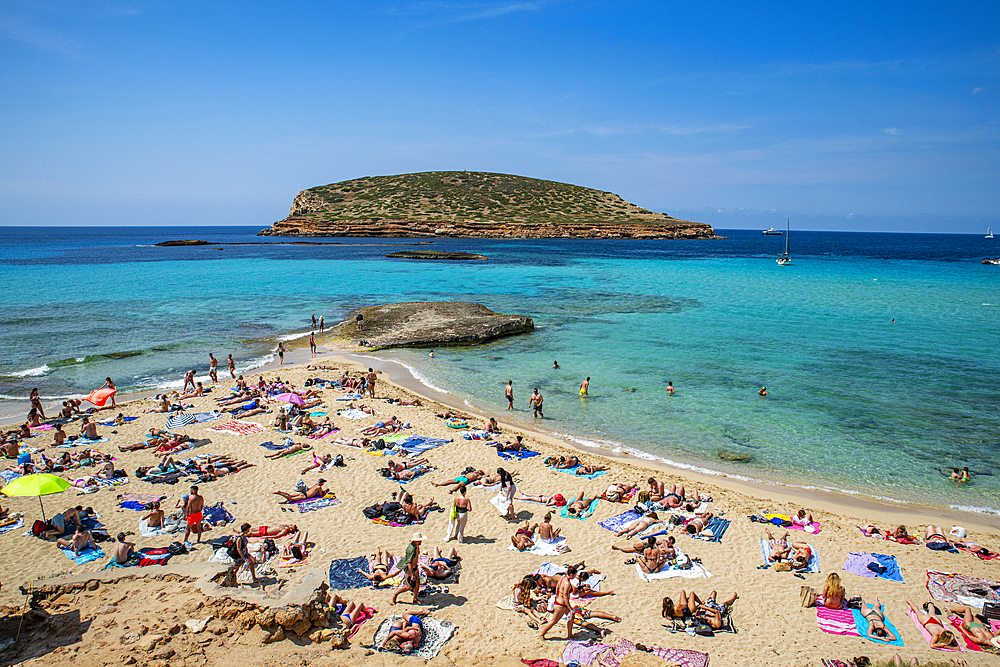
[
  {"xmin": 257, "ymin": 171, "xmax": 723, "ymax": 240},
  {"xmin": 385, "ymin": 251, "xmax": 487, "ymax": 260},
  {"xmin": 331, "ymin": 302, "xmax": 533, "ymax": 348}
]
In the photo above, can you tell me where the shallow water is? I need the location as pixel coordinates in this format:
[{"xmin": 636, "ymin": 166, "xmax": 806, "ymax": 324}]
[{"xmin": 2, "ymin": 226, "xmax": 998, "ymax": 514}]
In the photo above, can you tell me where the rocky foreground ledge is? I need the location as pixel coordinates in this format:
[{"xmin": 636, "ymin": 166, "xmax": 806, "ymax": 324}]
[{"xmin": 332, "ymin": 302, "xmax": 533, "ymax": 347}]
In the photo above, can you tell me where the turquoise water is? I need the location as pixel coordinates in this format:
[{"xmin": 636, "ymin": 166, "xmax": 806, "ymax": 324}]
[{"xmin": 2, "ymin": 226, "xmax": 998, "ymax": 515}]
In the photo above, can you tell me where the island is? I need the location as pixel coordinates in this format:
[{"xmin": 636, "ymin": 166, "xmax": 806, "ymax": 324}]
[
  {"xmin": 385, "ymin": 251, "xmax": 487, "ymax": 260},
  {"xmin": 257, "ymin": 171, "xmax": 724, "ymax": 240},
  {"xmin": 330, "ymin": 302, "xmax": 533, "ymax": 348}
]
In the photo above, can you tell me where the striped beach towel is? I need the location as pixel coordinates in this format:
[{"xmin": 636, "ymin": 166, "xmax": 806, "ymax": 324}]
[
  {"xmin": 816, "ymin": 606, "xmax": 859, "ymax": 636},
  {"xmin": 207, "ymin": 420, "xmax": 265, "ymax": 436}
]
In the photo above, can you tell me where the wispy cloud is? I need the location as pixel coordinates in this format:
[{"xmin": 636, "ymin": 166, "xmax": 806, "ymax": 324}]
[
  {"xmin": 884, "ymin": 127, "xmax": 899, "ymax": 135},
  {"xmin": 972, "ymin": 86, "xmax": 984, "ymax": 94},
  {"xmin": 0, "ymin": 13, "xmax": 78, "ymax": 56},
  {"xmin": 529, "ymin": 121, "xmax": 754, "ymax": 138},
  {"xmin": 399, "ymin": 1, "xmax": 541, "ymax": 27}
]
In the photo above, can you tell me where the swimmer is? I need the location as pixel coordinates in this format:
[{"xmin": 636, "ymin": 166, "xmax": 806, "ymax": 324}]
[
  {"xmin": 579, "ymin": 377, "xmax": 589, "ymax": 396},
  {"xmin": 758, "ymin": 386, "xmax": 768, "ymax": 396},
  {"xmin": 666, "ymin": 381, "xmax": 675, "ymax": 395}
]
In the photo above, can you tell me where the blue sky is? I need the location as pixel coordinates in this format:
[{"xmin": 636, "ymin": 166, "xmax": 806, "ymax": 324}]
[{"xmin": 1, "ymin": 1, "xmax": 997, "ymax": 232}]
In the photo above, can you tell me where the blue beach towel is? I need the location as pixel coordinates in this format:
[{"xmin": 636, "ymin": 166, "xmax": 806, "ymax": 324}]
[
  {"xmin": 0, "ymin": 470, "xmax": 21, "ymax": 484},
  {"xmin": 599, "ymin": 510, "xmax": 642, "ymax": 533},
  {"xmin": 397, "ymin": 469, "xmax": 431, "ymax": 484},
  {"xmin": 551, "ymin": 464, "xmax": 608, "ymax": 480},
  {"xmin": 61, "ymin": 546, "xmax": 105, "ymax": 564},
  {"xmin": 497, "ymin": 448, "xmax": 541, "ymax": 461},
  {"xmin": 201, "ymin": 503, "xmax": 234, "ymax": 526},
  {"xmin": 297, "ymin": 497, "xmax": 342, "ymax": 512},
  {"xmin": 394, "ymin": 436, "xmax": 452, "ymax": 457},
  {"xmin": 329, "ymin": 556, "xmax": 371, "ymax": 590},
  {"xmin": 687, "ymin": 516, "xmax": 730, "ymax": 543},
  {"xmin": 561, "ymin": 498, "xmax": 600, "ymax": 521},
  {"xmin": 259, "ymin": 441, "xmax": 285, "ymax": 451},
  {"xmin": 120, "ymin": 500, "xmax": 150, "ymax": 511},
  {"xmin": 852, "ymin": 605, "xmax": 905, "ymax": 646}
]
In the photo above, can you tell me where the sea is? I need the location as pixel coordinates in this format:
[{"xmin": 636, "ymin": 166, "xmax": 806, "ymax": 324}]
[{"xmin": 2, "ymin": 225, "xmax": 998, "ymax": 516}]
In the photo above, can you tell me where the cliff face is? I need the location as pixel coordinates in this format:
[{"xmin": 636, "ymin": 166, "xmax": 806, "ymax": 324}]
[{"xmin": 257, "ymin": 171, "xmax": 723, "ymax": 240}]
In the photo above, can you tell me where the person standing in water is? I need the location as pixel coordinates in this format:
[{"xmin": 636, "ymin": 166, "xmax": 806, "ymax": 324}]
[
  {"xmin": 209, "ymin": 353, "xmax": 218, "ymax": 383},
  {"xmin": 100, "ymin": 377, "xmax": 117, "ymax": 408},
  {"xmin": 553, "ymin": 361, "xmax": 559, "ymax": 369},
  {"xmin": 579, "ymin": 377, "xmax": 590, "ymax": 396},
  {"xmin": 666, "ymin": 381, "xmax": 675, "ymax": 395},
  {"xmin": 530, "ymin": 388, "xmax": 544, "ymax": 418},
  {"xmin": 319, "ymin": 316, "xmax": 324, "ymax": 333},
  {"xmin": 505, "ymin": 380, "xmax": 514, "ymax": 411},
  {"xmin": 311, "ymin": 314, "xmax": 317, "ymax": 328}
]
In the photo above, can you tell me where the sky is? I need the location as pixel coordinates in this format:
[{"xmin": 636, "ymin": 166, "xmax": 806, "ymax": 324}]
[{"xmin": 1, "ymin": 1, "xmax": 997, "ymax": 233}]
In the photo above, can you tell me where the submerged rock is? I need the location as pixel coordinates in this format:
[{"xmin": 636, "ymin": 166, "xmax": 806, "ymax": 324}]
[
  {"xmin": 386, "ymin": 250, "xmax": 487, "ymax": 260},
  {"xmin": 717, "ymin": 449, "xmax": 754, "ymax": 463}
]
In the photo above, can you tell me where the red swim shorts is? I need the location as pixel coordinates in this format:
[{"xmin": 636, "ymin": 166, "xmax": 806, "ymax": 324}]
[{"xmin": 186, "ymin": 512, "xmax": 202, "ymax": 526}]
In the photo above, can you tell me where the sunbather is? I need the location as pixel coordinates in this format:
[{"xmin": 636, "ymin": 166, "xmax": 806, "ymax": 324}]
[
  {"xmin": 694, "ymin": 591, "xmax": 738, "ymax": 629},
  {"xmin": 435, "ymin": 410, "xmax": 466, "ymax": 419},
  {"xmin": 511, "ymin": 522, "xmax": 537, "ymax": 551},
  {"xmin": 400, "ymin": 495, "xmax": 435, "ymax": 520},
  {"xmin": 331, "ymin": 436, "xmax": 371, "ymax": 448},
  {"xmin": 494, "ymin": 439, "xmax": 528, "ymax": 452},
  {"xmin": 264, "ymin": 442, "xmax": 311, "ymax": 459},
  {"xmin": 301, "ymin": 453, "xmax": 333, "ymax": 474},
  {"xmin": 947, "ymin": 603, "xmax": 997, "ymax": 646},
  {"xmin": 514, "ymin": 492, "xmax": 566, "ymax": 506},
  {"xmin": 239, "ymin": 522, "xmax": 299, "ymax": 539},
  {"xmin": 683, "ymin": 512, "xmax": 715, "ymax": 534},
  {"xmin": 659, "ymin": 483, "xmax": 696, "ymax": 508},
  {"xmin": 273, "ymin": 479, "xmax": 327, "ymax": 503},
  {"xmin": 359, "ymin": 418, "xmax": 403, "ymax": 436},
  {"xmin": 419, "ymin": 545, "xmax": 461, "ymax": 580},
  {"xmin": 953, "ymin": 540, "xmax": 999, "ymax": 558},
  {"xmin": 552, "ymin": 456, "xmax": 580, "ymax": 469},
  {"xmin": 662, "ymin": 591, "xmax": 700, "ymax": 621},
  {"xmin": 387, "ymin": 458, "xmax": 429, "ymax": 473},
  {"xmin": 603, "ymin": 482, "xmax": 635, "ymax": 502},
  {"xmin": 616, "ymin": 512, "xmax": 660, "ymax": 538},
  {"xmin": 327, "ymin": 593, "xmax": 368, "ymax": 632},
  {"xmin": 513, "ymin": 576, "xmax": 549, "ymax": 626},
  {"xmin": 433, "ymin": 470, "xmax": 485, "ymax": 492},
  {"xmin": 359, "ymin": 548, "xmax": 403, "ymax": 584},
  {"xmin": 765, "ymin": 528, "xmax": 792, "ymax": 560},
  {"xmin": 391, "ymin": 465, "xmax": 434, "ymax": 482},
  {"xmin": 95, "ymin": 455, "xmax": 118, "ymax": 480},
  {"xmin": 860, "ymin": 597, "xmax": 899, "ymax": 642},
  {"xmin": 537, "ymin": 512, "xmax": 561, "ymax": 541},
  {"xmin": 575, "ymin": 464, "xmax": 607, "ymax": 475},
  {"xmin": 565, "ymin": 490, "xmax": 599, "ymax": 516},
  {"xmin": 907, "ymin": 600, "xmax": 961, "ymax": 650},
  {"xmin": 55, "ymin": 525, "xmax": 96, "ymax": 555},
  {"xmin": 924, "ymin": 525, "xmax": 955, "ymax": 550},
  {"xmin": 383, "ymin": 613, "xmax": 426, "ymax": 655}
]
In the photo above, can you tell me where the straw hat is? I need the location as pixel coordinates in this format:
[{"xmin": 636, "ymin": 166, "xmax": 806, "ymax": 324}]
[{"xmin": 412, "ymin": 532, "xmax": 427, "ymax": 542}]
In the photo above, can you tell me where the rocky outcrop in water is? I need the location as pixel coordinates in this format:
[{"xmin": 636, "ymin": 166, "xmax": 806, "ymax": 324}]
[{"xmin": 386, "ymin": 251, "xmax": 487, "ymax": 260}]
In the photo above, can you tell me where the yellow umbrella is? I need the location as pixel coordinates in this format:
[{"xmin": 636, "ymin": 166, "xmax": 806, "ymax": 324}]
[{"xmin": 1, "ymin": 473, "xmax": 71, "ymax": 522}]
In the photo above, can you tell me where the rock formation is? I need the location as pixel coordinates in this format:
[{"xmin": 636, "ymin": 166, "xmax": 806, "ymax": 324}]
[{"xmin": 331, "ymin": 302, "xmax": 533, "ymax": 347}]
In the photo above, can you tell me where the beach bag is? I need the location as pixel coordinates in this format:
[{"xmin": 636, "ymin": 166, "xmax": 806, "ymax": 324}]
[
  {"xmin": 800, "ymin": 586, "xmax": 818, "ymax": 607},
  {"xmin": 983, "ymin": 603, "xmax": 1000, "ymax": 620},
  {"xmin": 692, "ymin": 620, "xmax": 714, "ymax": 636},
  {"xmin": 374, "ymin": 439, "xmax": 386, "ymax": 450},
  {"xmin": 31, "ymin": 519, "xmax": 48, "ymax": 537},
  {"xmin": 166, "ymin": 541, "xmax": 188, "ymax": 555},
  {"xmin": 225, "ymin": 536, "xmax": 242, "ymax": 561},
  {"xmin": 362, "ymin": 504, "xmax": 383, "ymax": 519}
]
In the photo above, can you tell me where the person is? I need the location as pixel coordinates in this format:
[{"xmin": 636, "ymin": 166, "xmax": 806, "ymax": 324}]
[
  {"xmin": 56, "ymin": 525, "xmax": 96, "ymax": 555},
  {"xmin": 565, "ymin": 490, "xmax": 599, "ymax": 517},
  {"xmin": 511, "ymin": 521, "xmax": 536, "ymax": 551},
  {"xmin": 383, "ymin": 613, "xmax": 425, "ymax": 654},
  {"xmin": 947, "ymin": 603, "xmax": 998, "ymax": 646},
  {"xmin": 227, "ymin": 354, "xmax": 236, "ymax": 379},
  {"xmin": 792, "ymin": 509, "xmax": 813, "ymax": 528},
  {"xmin": 505, "ymin": 380, "xmax": 513, "ymax": 411},
  {"xmin": 616, "ymin": 512, "xmax": 660, "ymax": 538},
  {"xmin": 277, "ymin": 343, "xmax": 285, "ymax": 366},
  {"xmin": 496, "ymin": 468, "xmax": 517, "ymax": 520},
  {"xmin": 822, "ymin": 573, "xmax": 846, "ymax": 609},
  {"xmin": 392, "ymin": 532, "xmax": 425, "ymax": 605},
  {"xmin": 391, "ymin": 464, "xmax": 434, "ymax": 482},
  {"xmin": 29, "ymin": 388, "xmax": 45, "ymax": 420},
  {"xmin": 301, "ymin": 453, "xmax": 334, "ymax": 475},
  {"xmin": 647, "ymin": 477, "xmax": 665, "ymax": 502},
  {"xmin": 264, "ymin": 441, "xmax": 311, "ymax": 459},
  {"xmin": 445, "ymin": 485, "xmax": 472, "ymax": 543},
  {"xmin": 183, "ymin": 370, "xmax": 195, "ymax": 393},
  {"xmin": 356, "ymin": 313, "xmax": 364, "ymax": 331},
  {"xmin": 113, "ymin": 532, "xmax": 136, "ymax": 565},
  {"xmin": 142, "ymin": 502, "xmax": 164, "ymax": 529},
  {"xmin": 575, "ymin": 464, "xmax": 607, "ymax": 475},
  {"xmin": 514, "ymin": 491, "xmax": 565, "ymax": 506},
  {"xmin": 662, "ymin": 591, "xmax": 700, "ymax": 622},
  {"xmin": 659, "ymin": 483, "xmax": 694, "ymax": 509},
  {"xmin": 428, "ymin": 349, "xmax": 434, "ymax": 357},
  {"xmin": 485, "ymin": 417, "xmax": 500, "ymax": 434},
  {"xmin": 513, "ymin": 576, "xmax": 549, "ymax": 627},
  {"xmin": 95, "ymin": 454, "xmax": 118, "ymax": 480},
  {"xmin": 359, "ymin": 548, "xmax": 403, "ymax": 584},
  {"xmin": 924, "ymin": 525, "xmax": 955, "ymax": 550},
  {"xmin": 579, "ymin": 377, "xmax": 589, "ymax": 396},
  {"xmin": 419, "ymin": 545, "xmax": 461, "ymax": 581},
  {"xmin": 695, "ymin": 591, "xmax": 738, "ymax": 629},
  {"xmin": 950, "ymin": 467, "xmax": 962, "ymax": 482},
  {"xmin": 42, "ymin": 509, "xmax": 78, "ymax": 539},
  {"xmin": 666, "ymin": 381, "xmax": 675, "ymax": 395},
  {"xmin": 540, "ymin": 565, "xmax": 578, "ymax": 639},
  {"xmin": 80, "ymin": 416, "xmax": 98, "ymax": 440},
  {"xmin": 758, "ymin": 386, "xmax": 768, "ymax": 396},
  {"xmin": 209, "ymin": 353, "xmax": 218, "ymax": 383},
  {"xmin": 537, "ymin": 511, "xmax": 561, "ymax": 541},
  {"xmin": 366, "ymin": 367, "xmax": 377, "ymax": 398},
  {"xmin": 327, "ymin": 593, "xmax": 367, "ymax": 631},
  {"xmin": 230, "ymin": 529, "xmax": 259, "ymax": 586},
  {"xmin": 273, "ymin": 479, "xmax": 326, "ymax": 503},
  {"xmin": 179, "ymin": 382, "xmax": 204, "ymax": 399},
  {"xmin": 319, "ymin": 316, "xmax": 324, "ymax": 333},
  {"xmin": 860, "ymin": 597, "xmax": 899, "ymax": 643},
  {"xmin": 530, "ymin": 388, "xmax": 544, "ymax": 418},
  {"xmin": 433, "ymin": 470, "xmax": 485, "ymax": 492},
  {"xmin": 309, "ymin": 332, "xmax": 316, "ymax": 357},
  {"xmin": 959, "ymin": 467, "xmax": 971, "ymax": 483},
  {"xmin": 100, "ymin": 377, "xmax": 117, "ymax": 408},
  {"xmin": 311, "ymin": 313, "xmax": 317, "ymax": 328},
  {"xmin": 552, "ymin": 361, "xmax": 559, "ymax": 369},
  {"xmin": 906, "ymin": 600, "xmax": 960, "ymax": 650},
  {"xmin": 552, "ymin": 455, "xmax": 580, "ymax": 469},
  {"xmin": 52, "ymin": 423, "xmax": 66, "ymax": 446},
  {"xmin": 183, "ymin": 486, "xmax": 205, "ymax": 547},
  {"xmin": 239, "ymin": 522, "xmax": 299, "ymax": 539}
]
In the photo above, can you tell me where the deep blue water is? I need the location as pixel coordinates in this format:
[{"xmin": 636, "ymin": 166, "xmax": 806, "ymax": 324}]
[{"xmin": 1, "ymin": 225, "xmax": 998, "ymax": 514}]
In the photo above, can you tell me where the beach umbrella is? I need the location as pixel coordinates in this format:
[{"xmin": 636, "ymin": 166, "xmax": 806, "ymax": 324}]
[
  {"xmin": 165, "ymin": 413, "xmax": 196, "ymax": 430},
  {"xmin": 273, "ymin": 392, "xmax": 305, "ymax": 406},
  {"xmin": 1, "ymin": 473, "xmax": 70, "ymax": 522}
]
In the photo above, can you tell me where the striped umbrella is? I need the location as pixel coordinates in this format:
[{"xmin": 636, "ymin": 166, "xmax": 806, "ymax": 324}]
[{"xmin": 166, "ymin": 412, "xmax": 196, "ymax": 437}]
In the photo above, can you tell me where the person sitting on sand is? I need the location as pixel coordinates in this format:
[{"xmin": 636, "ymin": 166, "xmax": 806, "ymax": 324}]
[
  {"xmin": 514, "ymin": 492, "xmax": 566, "ymax": 506},
  {"xmin": 511, "ymin": 522, "xmax": 537, "ymax": 551},
  {"xmin": 694, "ymin": 591, "xmax": 738, "ymax": 629},
  {"xmin": 495, "ymin": 435, "xmax": 527, "ymax": 452},
  {"xmin": 272, "ymin": 410, "xmax": 290, "ymax": 431},
  {"xmin": 142, "ymin": 502, "xmax": 164, "ymax": 528},
  {"xmin": 638, "ymin": 538, "xmax": 668, "ymax": 574},
  {"xmin": 537, "ymin": 512, "xmax": 561, "ymax": 542},
  {"xmin": 55, "ymin": 525, "xmax": 96, "ymax": 555},
  {"xmin": 575, "ymin": 464, "xmax": 607, "ymax": 475},
  {"xmin": 924, "ymin": 525, "xmax": 955, "ymax": 550},
  {"xmin": 1, "ymin": 439, "xmax": 18, "ymax": 459},
  {"xmin": 419, "ymin": 545, "xmax": 461, "ymax": 581},
  {"xmin": 791, "ymin": 509, "xmax": 813, "ymax": 527},
  {"xmin": 616, "ymin": 512, "xmax": 660, "ymax": 538},
  {"xmin": 178, "ymin": 382, "xmax": 205, "ymax": 400},
  {"xmin": 383, "ymin": 613, "xmax": 426, "ymax": 655},
  {"xmin": 273, "ymin": 479, "xmax": 326, "ymax": 504},
  {"xmin": 52, "ymin": 424, "xmax": 66, "ymax": 446},
  {"xmin": 907, "ymin": 600, "xmax": 960, "ymax": 650},
  {"xmin": 17, "ymin": 423, "xmax": 31, "ymax": 439},
  {"xmin": 113, "ymin": 532, "xmax": 136, "ymax": 564},
  {"xmin": 513, "ymin": 576, "xmax": 549, "ymax": 627},
  {"xmin": 657, "ymin": 483, "xmax": 697, "ymax": 509},
  {"xmin": 683, "ymin": 512, "xmax": 715, "ymax": 535},
  {"xmin": 95, "ymin": 455, "xmax": 118, "ymax": 480},
  {"xmin": 400, "ymin": 495, "xmax": 435, "ymax": 520},
  {"xmin": 359, "ymin": 548, "xmax": 403, "ymax": 584},
  {"xmin": 264, "ymin": 442, "xmax": 311, "ymax": 459},
  {"xmin": 821, "ymin": 573, "xmax": 846, "ymax": 609},
  {"xmin": 647, "ymin": 477, "xmax": 666, "ymax": 502},
  {"xmin": 390, "ymin": 465, "xmax": 435, "ymax": 482},
  {"xmin": 485, "ymin": 417, "xmax": 500, "ymax": 434},
  {"xmin": 326, "ymin": 593, "xmax": 369, "ymax": 632},
  {"xmin": 331, "ymin": 436, "xmax": 371, "ymax": 448},
  {"xmin": 146, "ymin": 395, "xmax": 173, "ymax": 414},
  {"xmin": 859, "ymin": 597, "xmax": 899, "ymax": 643},
  {"xmin": 433, "ymin": 470, "xmax": 485, "ymax": 492},
  {"xmin": 565, "ymin": 490, "xmax": 599, "ymax": 516},
  {"xmin": 947, "ymin": 603, "xmax": 998, "ymax": 646},
  {"xmin": 80, "ymin": 417, "xmax": 98, "ymax": 439}
]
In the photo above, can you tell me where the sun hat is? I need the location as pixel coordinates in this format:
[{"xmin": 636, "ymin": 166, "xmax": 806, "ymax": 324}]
[
  {"xmin": 412, "ymin": 532, "xmax": 427, "ymax": 541},
  {"xmin": 991, "ymin": 636, "xmax": 1000, "ymax": 649},
  {"xmin": 554, "ymin": 494, "xmax": 565, "ymax": 503}
]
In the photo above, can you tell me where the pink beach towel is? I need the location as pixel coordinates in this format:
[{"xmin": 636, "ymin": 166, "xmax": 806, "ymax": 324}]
[
  {"xmin": 907, "ymin": 609, "xmax": 966, "ymax": 651},
  {"xmin": 816, "ymin": 606, "xmax": 860, "ymax": 636},
  {"xmin": 207, "ymin": 420, "xmax": 265, "ymax": 436}
]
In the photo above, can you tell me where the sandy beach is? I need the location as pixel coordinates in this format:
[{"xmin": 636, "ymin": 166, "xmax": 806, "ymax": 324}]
[{"xmin": 2, "ymin": 341, "xmax": 999, "ymax": 667}]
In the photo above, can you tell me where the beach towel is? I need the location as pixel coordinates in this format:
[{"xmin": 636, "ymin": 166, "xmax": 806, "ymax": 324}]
[
  {"xmin": 340, "ymin": 409, "xmax": 369, "ymax": 420},
  {"xmin": 207, "ymin": 420, "xmax": 265, "ymax": 436},
  {"xmin": 599, "ymin": 488, "xmax": 638, "ymax": 504},
  {"xmin": 337, "ymin": 604, "xmax": 376, "ymax": 639},
  {"xmin": 560, "ymin": 642, "xmax": 611, "ymax": 667},
  {"xmin": 552, "ymin": 464, "xmax": 608, "ymax": 480},
  {"xmin": 61, "ymin": 545, "xmax": 105, "ymax": 565},
  {"xmin": 852, "ymin": 604, "xmax": 904, "ymax": 646},
  {"xmin": 97, "ymin": 417, "xmax": 137, "ymax": 426},
  {"xmin": 0, "ymin": 470, "xmax": 22, "ymax": 484},
  {"xmin": 765, "ymin": 513, "xmax": 821, "ymax": 534},
  {"xmin": 97, "ymin": 476, "xmax": 129, "ymax": 487},
  {"xmin": 259, "ymin": 441, "xmax": 285, "ymax": 451},
  {"xmin": 328, "ymin": 556, "xmax": 375, "ymax": 589},
  {"xmin": 296, "ymin": 496, "xmax": 341, "ymax": 512},
  {"xmin": 908, "ymin": 609, "xmax": 966, "ymax": 651},
  {"xmin": 957, "ymin": 545, "xmax": 1000, "ymax": 560},
  {"xmin": 372, "ymin": 615, "xmax": 456, "ymax": 660},
  {"xmin": 418, "ymin": 554, "xmax": 462, "ymax": 585},
  {"xmin": 634, "ymin": 551, "xmax": 712, "ymax": 581},
  {"xmin": 497, "ymin": 448, "xmax": 541, "ymax": 461},
  {"xmin": 394, "ymin": 436, "xmax": 451, "ymax": 457},
  {"xmin": 462, "ymin": 430, "xmax": 492, "ymax": 440},
  {"xmin": 57, "ymin": 436, "xmax": 110, "ymax": 446},
  {"xmin": 560, "ymin": 498, "xmax": 600, "ymax": 521},
  {"xmin": 201, "ymin": 502, "xmax": 234, "ymax": 526},
  {"xmin": 307, "ymin": 428, "xmax": 339, "ymax": 440},
  {"xmin": 508, "ymin": 535, "xmax": 571, "ymax": 556},
  {"xmin": 760, "ymin": 539, "xmax": 821, "ymax": 572},
  {"xmin": 946, "ymin": 616, "xmax": 985, "ymax": 651},
  {"xmin": 396, "ymin": 468, "xmax": 431, "ymax": 484},
  {"xmin": 926, "ymin": 570, "xmax": 1000, "ymax": 609},
  {"xmin": 686, "ymin": 517, "xmax": 731, "ymax": 543},
  {"xmin": 649, "ymin": 647, "xmax": 710, "ymax": 667},
  {"xmin": 309, "ymin": 411, "xmax": 327, "ymax": 417},
  {"xmin": 82, "ymin": 387, "xmax": 116, "ymax": 407},
  {"xmin": 278, "ymin": 548, "xmax": 309, "ymax": 567},
  {"xmin": 843, "ymin": 552, "xmax": 904, "ymax": 582},
  {"xmin": 0, "ymin": 517, "xmax": 24, "ymax": 536},
  {"xmin": 191, "ymin": 411, "xmax": 223, "ymax": 423},
  {"xmin": 817, "ymin": 606, "xmax": 860, "ymax": 636},
  {"xmin": 138, "ymin": 517, "xmax": 181, "ymax": 536},
  {"xmin": 30, "ymin": 424, "xmax": 56, "ymax": 431}
]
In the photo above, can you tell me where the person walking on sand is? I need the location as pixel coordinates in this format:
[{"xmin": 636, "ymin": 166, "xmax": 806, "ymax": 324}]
[
  {"xmin": 183, "ymin": 485, "xmax": 205, "ymax": 547},
  {"xmin": 309, "ymin": 332, "xmax": 317, "ymax": 357},
  {"xmin": 366, "ymin": 367, "xmax": 378, "ymax": 398},
  {"xmin": 580, "ymin": 377, "xmax": 590, "ymax": 396},
  {"xmin": 100, "ymin": 377, "xmax": 117, "ymax": 408},
  {"xmin": 446, "ymin": 484, "xmax": 472, "ymax": 543},
  {"xmin": 227, "ymin": 354, "xmax": 236, "ymax": 379},
  {"xmin": 505, "ymin": 380, "xmax": 514, "ymax": 411},
  {"xmin": 277, "ymin": 342, "xmax": 285, "ymax": 366},
  {"xmin": 530, "ymin": 388, "xmax": 544, "ymax": 418},
  {"xmin": 540, "ymin": 564, "xmax": 578, "ymax": 639},
  {"xmin": 209, "ymin": 353, "xmax": 218, "ymax": 383}
]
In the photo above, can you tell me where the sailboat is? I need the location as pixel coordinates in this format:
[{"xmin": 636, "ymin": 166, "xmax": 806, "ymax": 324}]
[
  {"xmin": 776, "ymin": 218, "xmax": 791, "ymax": 265},
  {"xmin": 987, "ymin": 227, "xmax": 994, "ymax": 239}
]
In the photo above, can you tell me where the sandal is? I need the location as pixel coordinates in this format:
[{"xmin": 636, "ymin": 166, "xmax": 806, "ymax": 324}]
[{"xmin": 624, "ymin": 558, "xmax": 637, "ymax": 565}]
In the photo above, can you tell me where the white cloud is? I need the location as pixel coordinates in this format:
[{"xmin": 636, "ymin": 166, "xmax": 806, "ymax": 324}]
[
  {"xmin": 972, "ymin": 87, "xmax": 984, "ymax": 94},
  {"xmin": 884, "ymin": 128, "xmax": 899, "ymax": 135},
  {"xmin": 0, "ymin": 14, "xmax": 78, "ymax": 56}
]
